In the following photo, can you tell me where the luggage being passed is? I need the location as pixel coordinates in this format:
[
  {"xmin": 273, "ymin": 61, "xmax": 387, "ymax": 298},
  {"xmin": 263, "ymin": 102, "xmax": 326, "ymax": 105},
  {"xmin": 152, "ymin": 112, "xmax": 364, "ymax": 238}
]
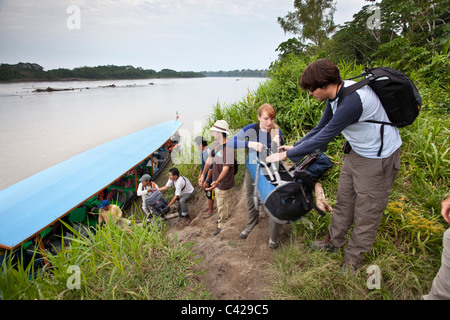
[
  {"xmin": 250, "ymin": 148, "xmax": 332, "ymax": 224},
  {"xmin": 144, "ymin": 190, "xmax": 170, "ymax": 217}
]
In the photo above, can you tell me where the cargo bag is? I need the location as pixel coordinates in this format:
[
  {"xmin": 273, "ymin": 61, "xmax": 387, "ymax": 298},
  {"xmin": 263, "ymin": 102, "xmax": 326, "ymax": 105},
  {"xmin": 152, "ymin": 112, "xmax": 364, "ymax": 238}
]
[
  {"xmin": 255, "ymin": 149, "xmax": 332, "ymax": 224},
  {"xmin": 144, "ymin": 190, "xmax": 170, "ymax": 217}
]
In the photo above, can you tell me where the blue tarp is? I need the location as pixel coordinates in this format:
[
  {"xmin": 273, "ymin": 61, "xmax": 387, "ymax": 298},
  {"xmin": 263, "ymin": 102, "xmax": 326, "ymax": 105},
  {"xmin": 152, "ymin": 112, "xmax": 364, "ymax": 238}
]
[
  {"xmin": 0, "ymin": 120, "xmax": 182, "ymax": 249},
  {"xmin": 246, "ymin": 150, "xmax": 276, "ymax": 203}
]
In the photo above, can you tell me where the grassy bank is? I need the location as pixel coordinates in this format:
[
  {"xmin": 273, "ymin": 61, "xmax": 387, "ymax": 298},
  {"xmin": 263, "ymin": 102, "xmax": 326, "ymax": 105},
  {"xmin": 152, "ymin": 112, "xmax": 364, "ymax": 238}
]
[
  {"xmin": 204, "ymin": 55, "xmax": 449, "ymax": 300},
  {"xmin": 0, "ymin": 210, "xmax": 211, "ymax": 300}
]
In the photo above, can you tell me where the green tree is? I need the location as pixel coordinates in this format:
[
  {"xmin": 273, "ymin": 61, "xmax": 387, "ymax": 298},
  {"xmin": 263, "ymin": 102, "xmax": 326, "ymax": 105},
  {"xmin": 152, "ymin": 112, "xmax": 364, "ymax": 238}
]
[
  {"xmin": 327, "ymin": 0, "xmax": 449, "ymax": 65},
  {"xmin": 275, "ymin": 37, "xmax": 308, "ymax": 60},
  {"xmin": 277, "ymin": 0, "xmax": 337, "ymax": 53}
]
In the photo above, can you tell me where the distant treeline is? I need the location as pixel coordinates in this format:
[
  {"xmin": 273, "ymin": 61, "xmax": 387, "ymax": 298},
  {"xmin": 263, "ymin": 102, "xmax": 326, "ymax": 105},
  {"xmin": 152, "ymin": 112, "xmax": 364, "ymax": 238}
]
[
  {"xmin": 0, "ymin": 63, "xmax": 205, "ymax": 81},
  {"xmin": 202, "ymin": 69, "xmax": 267, "ymax": 77},
  {"xmin": 0, "ymin": 63, "xmax": 267, "ymax": 81}
]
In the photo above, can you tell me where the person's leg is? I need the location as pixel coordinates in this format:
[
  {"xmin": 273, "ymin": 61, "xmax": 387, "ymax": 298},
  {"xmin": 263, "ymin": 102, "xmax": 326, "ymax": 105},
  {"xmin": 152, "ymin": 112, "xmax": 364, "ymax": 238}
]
[
  {"xmin": 268, "ymin": 217, "xmax": 282, "ymax": 249},
  {"xmin": 344, "ymin": 148, "xmax": 400, "ymax": 268},
  {"xmin": 142, "ymin": 203, "xmax": 151, "ymax": 216},
  {"xmin": 310, "ymin": 151, "xmax": 357, "ymax": 251},
  {"xmin": 203, "ymin": 189, "xmax": 215, "ymax": 218},
  {"xmin": 217, "ymin": 189, "xmax": 232, "ymax": 229},
  {"xmin": 423, "ymin": 228, "xmax": 450, "ymax": 300},
  {"xmin": 328, "ymin": 151, "xmax": 358, "ymax": 248},
  {"xmin": 179, "ymin": 191, "xmax": 195, "ymax": 225},
  {"xmin": 241, "ymin": 169, "xmax": 259, "ymax": 238},
  {"xmin": 214, "ymin": 188, "xmax": 225, "ymax": 235},
  {"xmin": 214, "ymin": 188, "xmax": 232, "ymax": 235}
]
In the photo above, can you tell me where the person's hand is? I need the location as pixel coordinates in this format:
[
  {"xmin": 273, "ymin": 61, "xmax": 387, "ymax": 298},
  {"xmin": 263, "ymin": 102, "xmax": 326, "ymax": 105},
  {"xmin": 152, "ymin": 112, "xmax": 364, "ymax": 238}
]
[
  {"xmin": 266, "ymin": 152, "xmax": 287, "ymax": 163},
  {"xmin": 205, "ymin": 180, "xmax": 218, "ymax": 191},
  {"xmin": 441, "ymin": 196, "xmax": 450, "ymax": 223},
  {"xmin": 198, "ymin": 175, "xmax": 204, "ymax": 187},
  {"xmin": 278, "ymin": 145, "xmax": 293, "ymax": 152},
  {"xmin": 248, "ymin": 141, "xmax": 264, "ymax": 152}
]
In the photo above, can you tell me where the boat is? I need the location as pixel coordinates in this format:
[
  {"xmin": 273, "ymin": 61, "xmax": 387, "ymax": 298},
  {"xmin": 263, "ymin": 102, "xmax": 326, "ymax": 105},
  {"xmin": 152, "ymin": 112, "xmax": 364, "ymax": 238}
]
[{"xmin": 0, "ymin": 120, "xmax": 182, "ymax": 259}]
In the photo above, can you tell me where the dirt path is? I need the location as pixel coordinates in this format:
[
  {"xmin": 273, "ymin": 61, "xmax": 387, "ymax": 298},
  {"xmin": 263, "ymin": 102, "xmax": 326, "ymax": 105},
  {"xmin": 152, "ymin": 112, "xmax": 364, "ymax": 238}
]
[
  {"xmin": 126, "ymin": 164, "xmax": 292, "ymax": 300},
  {"xmin": 163, "ymin": 181, "xmax": 293, "ymax": 300},
  {"xmin": 165, "ymin": 186, "xmax": 268, "ymax": 299}
]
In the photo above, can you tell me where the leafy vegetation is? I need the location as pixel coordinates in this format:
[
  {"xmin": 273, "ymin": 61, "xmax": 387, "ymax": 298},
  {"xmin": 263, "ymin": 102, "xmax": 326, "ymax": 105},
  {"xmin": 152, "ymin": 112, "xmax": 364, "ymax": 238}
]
[
  {"xmin": 0, "ymin": 215, "xmax": 210, "ymax": 300},
  {"xmin": 0, "ymin": 63, "xmax": 205, "ymax": 81},
  {"xmin": 0, "ymin": 63, "xmax": 268, "ymax": 82}
]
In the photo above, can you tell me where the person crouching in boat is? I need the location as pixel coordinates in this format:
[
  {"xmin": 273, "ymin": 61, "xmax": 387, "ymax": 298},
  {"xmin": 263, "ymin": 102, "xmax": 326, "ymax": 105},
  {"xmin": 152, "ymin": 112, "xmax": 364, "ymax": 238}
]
[{"xmin": 98, "ymin": 200, "xmax": 124, "ymax": 226}]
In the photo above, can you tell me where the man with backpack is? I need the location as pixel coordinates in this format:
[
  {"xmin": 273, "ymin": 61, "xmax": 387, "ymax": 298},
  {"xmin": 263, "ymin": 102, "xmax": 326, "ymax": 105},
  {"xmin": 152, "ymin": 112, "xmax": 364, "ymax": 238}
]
[
  {"xmin": 200, "ymin": 120, "xmax": 235, "ymax": 236},
  {"xmin": 157, "ymin": 167, "xmax": 195, "ymax": 226},
  {"xmin": 267, "ymin": 58, "xmax": 402, "ymax": 271}
]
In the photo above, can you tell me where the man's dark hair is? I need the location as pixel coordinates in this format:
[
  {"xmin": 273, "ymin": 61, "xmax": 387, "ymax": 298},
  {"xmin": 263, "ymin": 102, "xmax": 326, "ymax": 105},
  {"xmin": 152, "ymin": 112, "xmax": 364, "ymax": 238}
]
[
  {"xmin": 299, "ymin": 58, "xmax": 342, "ymax": 92},
  {"xmin": 169, "ymin": 167, "xmax": 180, "ymax": 177},
  {"xmin": 195, "ymin": 136, "xmax": 208, "ymax": 147}
]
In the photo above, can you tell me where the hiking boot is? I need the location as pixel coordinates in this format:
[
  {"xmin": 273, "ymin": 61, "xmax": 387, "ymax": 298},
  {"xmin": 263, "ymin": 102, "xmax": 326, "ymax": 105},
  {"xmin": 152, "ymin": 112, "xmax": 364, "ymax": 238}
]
[
  {"xmin": 239, "ymin": 228, "xmax": 251, "ymax": 239},
  {"xmin": 183, "ymin": 215, "xmax": 191, "ymax": 226},
  {"xmin": 340, "ymin": 262, "xmax": 358, "ymax": 277},
  {"xmin": 268, "ymin": 239, "xmax": 279, "ymax": 249},
  {"xmin": 309, "ymin": 234, "xmax": 335, "ymax": 252},
  {"xmin": 213, "ymin": 228, "xmax": 221, "ymax": 236}
]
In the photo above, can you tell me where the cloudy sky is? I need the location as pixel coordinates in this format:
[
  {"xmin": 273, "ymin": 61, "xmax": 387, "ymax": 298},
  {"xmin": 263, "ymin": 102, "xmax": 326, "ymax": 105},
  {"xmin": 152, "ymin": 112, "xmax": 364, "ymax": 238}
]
[{"xmin": 0, "ymin": 0, "xmax": 370, "ymax": 72}]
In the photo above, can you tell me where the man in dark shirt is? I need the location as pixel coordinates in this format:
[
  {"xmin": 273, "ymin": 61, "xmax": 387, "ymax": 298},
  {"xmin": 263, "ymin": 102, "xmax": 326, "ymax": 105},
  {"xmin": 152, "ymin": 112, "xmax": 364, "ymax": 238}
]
[{"xmin": 200, "ymin": 120, "xmax": 235, "ymax": 236}]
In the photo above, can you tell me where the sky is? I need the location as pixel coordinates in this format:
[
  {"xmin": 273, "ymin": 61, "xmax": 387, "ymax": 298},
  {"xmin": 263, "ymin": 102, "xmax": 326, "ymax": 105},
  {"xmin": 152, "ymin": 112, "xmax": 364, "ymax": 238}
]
[{"xmin": 0, "ymin": 0, "xmax": 370, "ymax": 72}]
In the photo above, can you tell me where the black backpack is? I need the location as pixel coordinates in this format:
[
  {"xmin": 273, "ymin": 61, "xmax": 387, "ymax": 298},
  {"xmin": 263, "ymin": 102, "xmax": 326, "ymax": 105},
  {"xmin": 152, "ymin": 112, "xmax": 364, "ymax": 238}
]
[
  {"xmin": 339, "ymin": 67, "xmax": 422, "ymax": 127},
  {"xmin": 338, "ymin": 67, "xmax": 422, "ymax": 156}
]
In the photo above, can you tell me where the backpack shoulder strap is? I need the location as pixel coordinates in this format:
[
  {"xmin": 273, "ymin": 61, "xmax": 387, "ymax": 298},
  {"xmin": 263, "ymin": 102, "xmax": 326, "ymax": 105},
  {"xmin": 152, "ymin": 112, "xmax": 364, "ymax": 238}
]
[
  {"xmin": 338, "ymin": 71, "xmax": 393, "ymax": 157},
  {"xmin": 180, "ymin": 176, "xmax": 187, "ymax": 191},
  {"xmin": 254, "ymin": 122, "xmax": 260, "ymax": 141},
  {"xmin": 337, "ymin": 77, "xmax": 371, "ymax": 107}
]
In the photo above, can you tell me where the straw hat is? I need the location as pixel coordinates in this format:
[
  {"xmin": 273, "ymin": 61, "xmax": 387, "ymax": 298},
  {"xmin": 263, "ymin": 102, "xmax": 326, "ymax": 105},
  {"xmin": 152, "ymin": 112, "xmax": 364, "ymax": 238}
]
[{"xmin": 210, "ymin": 120, "xmax": 229, "ymax": 134}]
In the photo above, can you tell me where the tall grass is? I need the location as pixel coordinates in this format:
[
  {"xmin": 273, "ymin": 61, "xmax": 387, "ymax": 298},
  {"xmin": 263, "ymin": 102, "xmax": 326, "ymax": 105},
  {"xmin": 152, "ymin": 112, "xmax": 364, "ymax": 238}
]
[{"xmin": 0, "ymin": 212, "xmax": 210, "ymax": 300}]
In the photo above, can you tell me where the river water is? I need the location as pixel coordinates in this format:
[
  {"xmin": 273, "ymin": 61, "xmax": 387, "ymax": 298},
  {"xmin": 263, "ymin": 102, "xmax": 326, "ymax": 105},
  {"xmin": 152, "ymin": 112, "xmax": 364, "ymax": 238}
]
[{"xmin": 0, "ymin": 77, "xmax": 265, "ymax": 190}]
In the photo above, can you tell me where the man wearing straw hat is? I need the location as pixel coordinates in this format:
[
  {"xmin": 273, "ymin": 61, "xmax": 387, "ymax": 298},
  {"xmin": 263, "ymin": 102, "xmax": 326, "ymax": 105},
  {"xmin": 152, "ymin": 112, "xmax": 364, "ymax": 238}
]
[{"xmin": 200, "ymin": 120, "xmax": 235, "ymax": 236}]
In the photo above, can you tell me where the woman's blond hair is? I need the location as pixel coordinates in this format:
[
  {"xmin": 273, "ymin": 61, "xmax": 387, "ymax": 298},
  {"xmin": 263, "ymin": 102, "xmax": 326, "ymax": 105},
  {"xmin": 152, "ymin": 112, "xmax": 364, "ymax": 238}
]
[{"xmin": 258, "ymin": 103, "xmax": 280, "ymax": 141}]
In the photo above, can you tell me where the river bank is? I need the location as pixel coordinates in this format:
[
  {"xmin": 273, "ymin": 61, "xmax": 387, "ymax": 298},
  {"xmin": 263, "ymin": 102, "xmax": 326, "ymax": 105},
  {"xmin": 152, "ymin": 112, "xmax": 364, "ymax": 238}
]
[{"xmin": 124, "ymin": 159, "xmax": 294, "ymax": 300}]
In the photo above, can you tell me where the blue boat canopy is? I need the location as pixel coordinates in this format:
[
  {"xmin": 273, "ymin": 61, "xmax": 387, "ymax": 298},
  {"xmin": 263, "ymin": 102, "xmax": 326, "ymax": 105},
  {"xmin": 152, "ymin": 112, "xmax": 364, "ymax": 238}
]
[{"xmin": 0, "ymin": 120, "xmax": 182, "ymax": 250}]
